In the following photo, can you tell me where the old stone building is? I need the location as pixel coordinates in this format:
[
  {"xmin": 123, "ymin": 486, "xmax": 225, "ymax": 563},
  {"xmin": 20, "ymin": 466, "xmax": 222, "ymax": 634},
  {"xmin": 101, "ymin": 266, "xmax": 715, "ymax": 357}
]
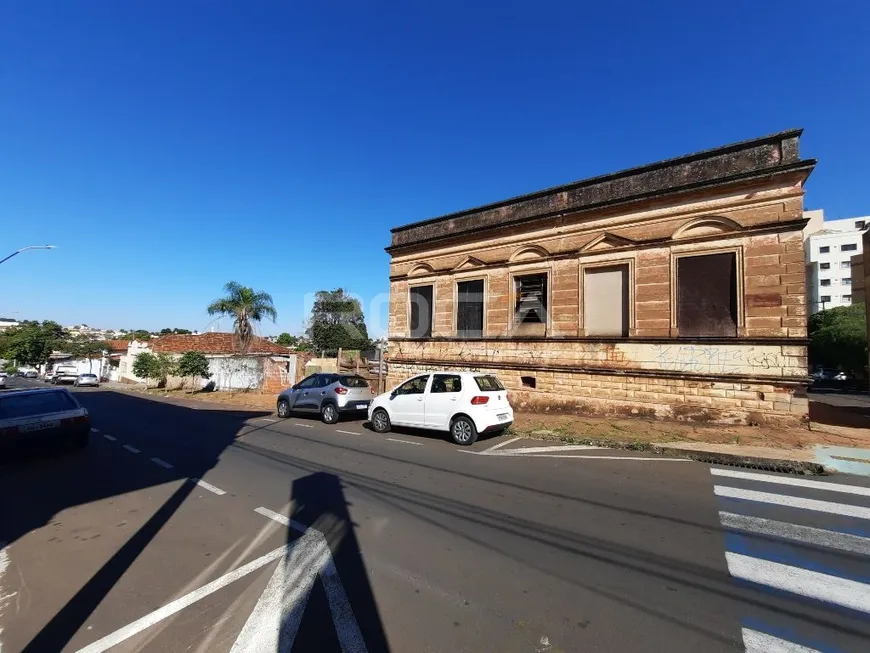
[{"xmin": 385, "ymin": 130, "xmax": 817, "ymax": 425}]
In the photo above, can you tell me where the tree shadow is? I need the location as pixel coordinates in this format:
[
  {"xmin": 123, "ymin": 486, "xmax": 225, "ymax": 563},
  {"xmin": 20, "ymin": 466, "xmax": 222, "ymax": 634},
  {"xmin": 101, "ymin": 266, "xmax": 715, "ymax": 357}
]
[{"xmin": 0, "ymin": 389, "xmax": 270, "ymax": 653}]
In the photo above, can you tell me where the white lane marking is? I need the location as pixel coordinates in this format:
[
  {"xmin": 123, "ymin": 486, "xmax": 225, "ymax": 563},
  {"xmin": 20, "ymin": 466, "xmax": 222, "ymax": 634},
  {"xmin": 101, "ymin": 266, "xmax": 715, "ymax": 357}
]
[
  {"xmin": 74, "ymin": 546, "xmax": 286, "ymax": 653},
  {"xmin": 335, "ymin": 430, "xmax": 361, "ymax": 435},
  {"xmin": 386, "ymin": 438, "xmax": 423, "ymax": 446},
  {"xmin": 244, "ymin": 509, "xmax": 367, "ymax": 653},
  {"xmin": 90, "ymin": 427, "xmax": 99, "ymax": 433},
  {"xmin": 712, "ymin": 468, "xmax": 870, "ymax": 498},
  {"xmin": 720, "ymin": 511, "xmax": 870, "ymax": 556},
  {"xmin": 481, "ymin": 436, "xmax": 522, "ymax": 453},
  {"xmin": 742, "ymin": 628, "xmax": 822, "ymax": 653},
  {"xmin": 294, "ymin": 423, "xmax": 314, "ymax": 428},
  {"xmin": 725, "ymin": 552, "xmax": 870, "ymax": 614},
  {"xmin": 122, "ymin": 444, "xmax": 140, "ymax": 454},
  {"xmin": 714, "ymin": 485, "xmax": 870, "ymax": 520},
  {"xmin": 254, "ymin": 506, "xmax": 307, "ymax": 534},
  {"xmin": 191, "ymin": 479, "xmax": 226, "ymax": 496},
  {"xmin": 1, "ymin": 542, "xmax": 16, "ymax": 653},
  {"xmin": 259, "ymin": 418, "xmax": 278, "ymax": 422},
  {"xmin": 151, "ymin": 457, "xmax": 173, "ymax": 469},
  {"xmin": 492, "ymin": 445, "xmax": 606, "ymax": 455},
  {"xmin": 102, "ymin": 434, "xmax": 116, "ymax": 442},
  {"xmin": 230, "ymin": 529, "xmax": 328, "ymax": 653}
]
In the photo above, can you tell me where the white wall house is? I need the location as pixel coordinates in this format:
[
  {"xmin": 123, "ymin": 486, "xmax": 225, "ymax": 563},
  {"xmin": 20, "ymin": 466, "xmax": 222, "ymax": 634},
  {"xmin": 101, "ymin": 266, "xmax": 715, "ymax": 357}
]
[{"xmin": 804, "ymin": 210, "xmax": 869, "ymax": 314}]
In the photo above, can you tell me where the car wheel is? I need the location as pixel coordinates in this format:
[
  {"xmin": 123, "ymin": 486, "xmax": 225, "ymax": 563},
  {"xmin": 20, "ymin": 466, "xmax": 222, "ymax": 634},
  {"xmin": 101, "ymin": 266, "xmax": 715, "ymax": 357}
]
[
  {"xmin": 450, "ymin": 416, "xmax": 478, "ymax": 446},
  {"xmin": 321, "ymin": 403, "xmax": 339, "ymax": 424},
  {"xmin": 371, "ymin": 408, "xmax": 391, "ymax": 434},
  {"xmin": 277, "ymin": 399, "xmax": 291, "ymax": 418}
]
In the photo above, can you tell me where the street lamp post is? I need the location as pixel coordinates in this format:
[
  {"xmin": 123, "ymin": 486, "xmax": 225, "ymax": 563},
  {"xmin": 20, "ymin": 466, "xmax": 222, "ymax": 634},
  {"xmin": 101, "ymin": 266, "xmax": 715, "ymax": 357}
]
[{"xmin": 0, "ymin": 245, "xmax": 57, "ymax": 266}]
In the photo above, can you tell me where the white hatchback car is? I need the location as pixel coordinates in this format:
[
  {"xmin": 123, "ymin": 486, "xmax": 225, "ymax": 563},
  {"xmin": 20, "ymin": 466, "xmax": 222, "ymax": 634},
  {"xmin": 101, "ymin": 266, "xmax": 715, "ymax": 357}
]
[{"xmin": 368, "ymin": 372, "xmax": 513, "ymax": 445}]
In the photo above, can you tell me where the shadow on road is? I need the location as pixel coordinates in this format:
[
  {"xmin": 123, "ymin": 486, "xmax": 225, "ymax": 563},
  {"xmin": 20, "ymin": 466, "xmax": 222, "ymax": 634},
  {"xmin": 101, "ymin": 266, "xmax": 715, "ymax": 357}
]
[
  {"xmin": 282, "ymin": 472, "xmax": 391, "ymax": 652},
  {"xmin": 0, "ymin": 389, "xmax": 270, "ymax": 653}
]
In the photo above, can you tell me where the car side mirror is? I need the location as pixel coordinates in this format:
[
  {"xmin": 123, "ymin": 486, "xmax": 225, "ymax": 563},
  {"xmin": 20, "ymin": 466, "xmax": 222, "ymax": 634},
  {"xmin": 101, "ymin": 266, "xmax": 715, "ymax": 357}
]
[{"xmin": 390, "ymin": 390, "xmax": 398, "ymax": 399}]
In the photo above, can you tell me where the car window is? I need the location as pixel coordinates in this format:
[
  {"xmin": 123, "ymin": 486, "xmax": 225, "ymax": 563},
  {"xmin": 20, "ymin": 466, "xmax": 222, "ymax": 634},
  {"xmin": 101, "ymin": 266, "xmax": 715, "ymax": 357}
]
[
  {"xmin": 297, "ymin": 376, "xmax": 318, "ymax": 389},
  {"xmin": 0, "ymin": 391, "xmax": 79, "ymax": 419},
  {"xmin": 318, "ymin": 374, "xmax": 338, "ymax": 388},
  {"xmin": 474, "ymin": 375, "xmax": 505, "ymax": 391},
  {"xmin": 339, "ymin": 375, "xmax": 369, "ymax": 388},
  {"xmin": 431, "ymin": 374, "xmax": 462, "ymax": 393},
  {"xmin": 397, "ymin": 375, "xmax": 429, "ymax": 395}
]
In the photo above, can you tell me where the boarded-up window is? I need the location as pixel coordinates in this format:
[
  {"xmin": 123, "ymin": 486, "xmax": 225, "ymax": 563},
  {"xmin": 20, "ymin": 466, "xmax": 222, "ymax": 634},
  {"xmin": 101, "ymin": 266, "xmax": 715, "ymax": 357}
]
[
  {"xmin": 457, "ymin": 279, "xmax": 484, "ymax": 337},
  {"xmin": 584, "ymin": 265, "xmax": 629, "ymax": 336},
  {"xmin": 677, "ymin": 253, "xmax": 737, "ymax": 337},
  {"xmin": 409, "ymin": 285, "xmax": 433, "ymax": 338},
  {"xmin": 514, "ymin": 273, "xmax": 548, "ymax": 324}
]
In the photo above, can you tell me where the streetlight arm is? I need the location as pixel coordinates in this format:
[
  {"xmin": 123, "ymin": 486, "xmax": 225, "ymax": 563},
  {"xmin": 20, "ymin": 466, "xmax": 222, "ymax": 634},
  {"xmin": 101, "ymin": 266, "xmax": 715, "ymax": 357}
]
[{"xmin": 0, "ymin": 245, "xmax": 56, "ymax": 266}]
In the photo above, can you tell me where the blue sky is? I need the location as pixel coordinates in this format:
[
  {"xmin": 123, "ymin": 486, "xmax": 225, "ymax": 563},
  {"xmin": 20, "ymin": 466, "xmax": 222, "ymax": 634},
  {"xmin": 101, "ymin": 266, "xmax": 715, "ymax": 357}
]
[{"xmin": 1, "ymin": 1, "xmax": 868, "ymax": 336}]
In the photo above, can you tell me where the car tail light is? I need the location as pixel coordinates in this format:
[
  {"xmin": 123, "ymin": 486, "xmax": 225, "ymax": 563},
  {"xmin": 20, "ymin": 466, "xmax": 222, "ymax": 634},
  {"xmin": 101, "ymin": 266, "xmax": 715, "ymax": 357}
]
[
  {"xmin": 335, "ymin": 387, "xmax": 348, "ymax": 395},
  {"xmin": 470, "ymin": 396, "xmax": 489, "ymax": 405}
]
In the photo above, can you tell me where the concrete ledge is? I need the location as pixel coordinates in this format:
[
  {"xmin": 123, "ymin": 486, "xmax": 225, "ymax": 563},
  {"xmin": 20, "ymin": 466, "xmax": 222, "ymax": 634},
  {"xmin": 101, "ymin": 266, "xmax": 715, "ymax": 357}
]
[{"xmin": 651, "ymin": 444, "xmax": 827, "ymax": 476}]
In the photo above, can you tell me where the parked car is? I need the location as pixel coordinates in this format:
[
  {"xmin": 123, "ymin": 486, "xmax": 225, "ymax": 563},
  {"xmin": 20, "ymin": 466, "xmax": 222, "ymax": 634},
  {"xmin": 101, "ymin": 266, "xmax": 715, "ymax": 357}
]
[
  {"xmin": 24, "ymin": 370, "xmax": 38, "ymax": 378},
  {"xmin": 74, "ymin": 373, "xmax": 100, "ymax": 388},
  {"xmin": 43, "ymin": 371, "xmax": 55, "ymax": 383},
  {"xmin": 276, "ymin": 373, "xmax": 373, "ymax": 424},
  {"xmin": 0, "ymin": 387, "xmax": 89, "ymax": 450},
  {"xmin": 368, "ymin": 372, "xmax": 513, "ymax": 445},
  {"xmin": 52, "ymin": 367, "xmax": 79, "ymax": 385},
  {"xmin": 0, "ymin": 375, "xmax": 6, "ymax": 389}
]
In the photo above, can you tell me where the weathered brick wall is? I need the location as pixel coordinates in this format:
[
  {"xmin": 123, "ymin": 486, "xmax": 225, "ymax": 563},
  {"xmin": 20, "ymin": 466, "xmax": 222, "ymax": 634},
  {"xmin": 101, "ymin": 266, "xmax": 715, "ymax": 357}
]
[{"xmin": 386, "ymin": 359, "xmax": 808, "ymax": 427}]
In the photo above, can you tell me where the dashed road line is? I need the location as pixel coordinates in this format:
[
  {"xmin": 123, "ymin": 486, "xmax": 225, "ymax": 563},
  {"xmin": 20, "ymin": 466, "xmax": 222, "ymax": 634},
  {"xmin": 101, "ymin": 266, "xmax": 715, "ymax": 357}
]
[
  {"xmin": 102, "ymin": 434, "xmax": 117, "ymax": 442},
  {"xmin": 294, "ymin": 423, "xmax": 314, "ymax": 428},
  {"xmin": 714, "ymin": 485, "xmax": 870, "ymax": 520},
  {"xmin": 90, "ymin": 427, "xmax": 99, "ymax": 433},
  {"xmin": 122, "ymin": 444, "xmax": 140, "ymax": 454},
  {"xmin": 335, "ymin": 430, "xmax": 361, "ymax": 435},
  {"xmin": 259, "ymin": 418, "xmax": 278, "ymax": 422},
  {"xmin": 254, "ymin": 506, "xmax": 307, "ymax": 534},
  {"xmin": 386, "ymin": 438, "xmax": 423, "ymax": 446},
  {"xmin": 151, "ymin": 457, "xmax": 173, "ymax": 469},
  {"xmin": 74, "ymin": 546, "xmax": 287, "ymax": 653},
  {"xmin": 712, "ymin": 467, "xmax": 870, "ymax": 497},
  {"xmin": 191, "ymin": 478, "xmax": 226, "ymax": 496}
]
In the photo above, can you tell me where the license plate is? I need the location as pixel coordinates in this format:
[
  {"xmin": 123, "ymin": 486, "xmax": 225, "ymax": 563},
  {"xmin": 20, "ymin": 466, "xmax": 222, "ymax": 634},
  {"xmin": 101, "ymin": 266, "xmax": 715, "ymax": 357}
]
[
  {"xmin": 357, "ymin": 405, "xmax": 367, "ymax": 409},
  {"xmin": 21, "ymin": 420, "xmax": 60, "ymax": 433},
  {"xmin": 497, "ymin": 413, "xmax": 509, "ymax": 422}
]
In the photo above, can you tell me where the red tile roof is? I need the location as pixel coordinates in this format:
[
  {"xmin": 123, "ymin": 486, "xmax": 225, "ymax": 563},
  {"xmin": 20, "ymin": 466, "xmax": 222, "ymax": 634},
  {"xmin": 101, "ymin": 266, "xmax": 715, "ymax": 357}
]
[
  {"xmin": 150, "ymin": 333, "xmax": 290, "ymax": 356},
  {"xmin": 106, "ymin": 339, "xmax": 131, "ymax": 353}
]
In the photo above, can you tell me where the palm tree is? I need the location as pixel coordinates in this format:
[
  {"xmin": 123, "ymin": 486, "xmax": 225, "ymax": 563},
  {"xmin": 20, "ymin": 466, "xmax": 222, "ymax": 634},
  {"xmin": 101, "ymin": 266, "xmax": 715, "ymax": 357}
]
[{"xmin": 206, "ymin": 281, "xmax": 278, "ymax": 352}]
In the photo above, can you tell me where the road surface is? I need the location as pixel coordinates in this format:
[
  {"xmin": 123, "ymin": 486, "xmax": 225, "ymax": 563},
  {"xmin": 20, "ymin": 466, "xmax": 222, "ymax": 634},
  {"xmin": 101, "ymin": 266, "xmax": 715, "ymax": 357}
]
[{"xmin": 1, "ymin": 377, "xmax": 868, "ymax": 652}]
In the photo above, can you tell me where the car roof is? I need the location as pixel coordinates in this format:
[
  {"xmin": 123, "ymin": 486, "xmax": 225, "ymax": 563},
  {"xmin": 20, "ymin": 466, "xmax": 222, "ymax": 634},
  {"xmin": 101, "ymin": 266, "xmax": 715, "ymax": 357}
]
[{"xmin": 0, "ymin": 387, "xmax": 77, "ymax": 399}]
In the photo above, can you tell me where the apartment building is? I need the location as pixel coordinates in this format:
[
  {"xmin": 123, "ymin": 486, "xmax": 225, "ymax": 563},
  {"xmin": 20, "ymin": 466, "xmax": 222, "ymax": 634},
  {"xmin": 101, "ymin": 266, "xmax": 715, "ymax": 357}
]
[
  {"xmin": 804, "ymin": 212, "xmax": 868, "ymax": 313},
  {"xmin": 386, "ymin": 130, "xmax": 815, "ymax": 426}
]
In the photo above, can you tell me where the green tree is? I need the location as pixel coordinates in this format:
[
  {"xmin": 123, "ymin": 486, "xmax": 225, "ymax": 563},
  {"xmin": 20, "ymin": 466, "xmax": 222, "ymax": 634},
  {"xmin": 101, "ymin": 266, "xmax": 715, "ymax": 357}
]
[
  {"xmin": 276, "ymin": 332, "xmax": 296, "ymax": 347},
  {"xmin": 160, "ymin": 328, "xmax": 192, "ymax": 335},
  {"xmin": 132, "ymin": 352, "xmax": 159, "ymax": 387},
  {"xmin": 305, "ymin": 289, "xmax": 370, "ymax": 355},
  {"xmin": 207, "ymin": 281, "xmax": 278, "ymax": 352},
  {"xmin": 177, "ymin": 351, "xmax": 211, "ymax": 392},
  {"xmin": 127, "ymin": 329, "xmax": 152, "ymax": 341},
  {"xmin": 809, "ymin": 304, "xmax": 868, "ymax": 378},
  {"xmin": 0, "ymin": 320, "xmax": 66, "ymax": 367}
]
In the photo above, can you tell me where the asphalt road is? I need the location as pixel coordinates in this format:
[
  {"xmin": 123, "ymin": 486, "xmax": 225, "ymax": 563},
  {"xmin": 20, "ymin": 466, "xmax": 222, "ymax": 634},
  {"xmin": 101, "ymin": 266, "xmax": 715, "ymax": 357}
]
[{"xmin": 1, "ymin": 377, "xmax": 869, "ymax": 652}]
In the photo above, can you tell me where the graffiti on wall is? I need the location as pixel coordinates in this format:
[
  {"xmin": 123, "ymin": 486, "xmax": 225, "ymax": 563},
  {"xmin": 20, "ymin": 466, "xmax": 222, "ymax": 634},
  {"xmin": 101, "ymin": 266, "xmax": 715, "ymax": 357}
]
[{"xmin": 648, "ymin": 344, "xmax": 783, "ymax": 374}]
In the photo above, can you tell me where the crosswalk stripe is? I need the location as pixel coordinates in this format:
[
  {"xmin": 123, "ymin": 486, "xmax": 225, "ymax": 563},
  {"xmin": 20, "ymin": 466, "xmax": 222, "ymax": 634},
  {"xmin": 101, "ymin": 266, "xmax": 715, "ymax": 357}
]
[
  {"xmin": 725, "ymin": 552, "xmax": 870, "ymax": 614},
  {"xmin": 714, "ymin": 486, "xmax": 870, "ymax": 520},
  {"xmin": 742, "ymin": 628, "xmax": 823, "ymax": 653},
  {"xmin": 712, "ymin": 468, "xmax": 870, "ymax": 498},
  {"xmin": 720, "ymin": 511, "xmax": 870, "ymax": 556}
]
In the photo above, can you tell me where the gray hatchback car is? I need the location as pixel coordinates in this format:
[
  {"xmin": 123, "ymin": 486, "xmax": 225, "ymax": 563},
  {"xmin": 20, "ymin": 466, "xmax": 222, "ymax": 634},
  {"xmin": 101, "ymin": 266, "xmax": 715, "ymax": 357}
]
[{"xmin": 277, "ymin": 373, "xmax": 373, "ymax": 424}]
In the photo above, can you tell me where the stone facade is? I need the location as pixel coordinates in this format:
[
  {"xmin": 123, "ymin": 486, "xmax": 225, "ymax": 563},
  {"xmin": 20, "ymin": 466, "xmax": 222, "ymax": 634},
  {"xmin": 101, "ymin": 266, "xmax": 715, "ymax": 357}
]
[{"xmin": 386, "ymin": 130, "xmax": 816, "ymax": 426}]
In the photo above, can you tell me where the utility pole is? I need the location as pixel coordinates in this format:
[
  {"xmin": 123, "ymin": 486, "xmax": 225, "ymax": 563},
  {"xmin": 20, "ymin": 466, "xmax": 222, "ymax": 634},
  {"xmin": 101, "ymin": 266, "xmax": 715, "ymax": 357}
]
[{"xmin": 376, "ymin": 340, "xmax": 385, "ymax": 394}]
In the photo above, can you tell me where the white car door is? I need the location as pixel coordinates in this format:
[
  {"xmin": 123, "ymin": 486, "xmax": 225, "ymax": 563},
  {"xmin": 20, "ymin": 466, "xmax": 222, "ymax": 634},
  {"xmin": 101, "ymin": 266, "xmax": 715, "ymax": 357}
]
[
  {"xmin": 423, "ymin": 373, "xmax": 463, "ymax": 430},
  {"xmin": 387, "ymin": 375, "xmax": 430, "ymax": 427}
]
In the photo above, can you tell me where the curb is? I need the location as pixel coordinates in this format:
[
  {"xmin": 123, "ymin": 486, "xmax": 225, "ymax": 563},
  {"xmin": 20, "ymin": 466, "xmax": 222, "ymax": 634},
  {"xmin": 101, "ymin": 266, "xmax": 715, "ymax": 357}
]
[{"xmin": 650, "ymin": 445, "xmax": 828, "ymax": 475}]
